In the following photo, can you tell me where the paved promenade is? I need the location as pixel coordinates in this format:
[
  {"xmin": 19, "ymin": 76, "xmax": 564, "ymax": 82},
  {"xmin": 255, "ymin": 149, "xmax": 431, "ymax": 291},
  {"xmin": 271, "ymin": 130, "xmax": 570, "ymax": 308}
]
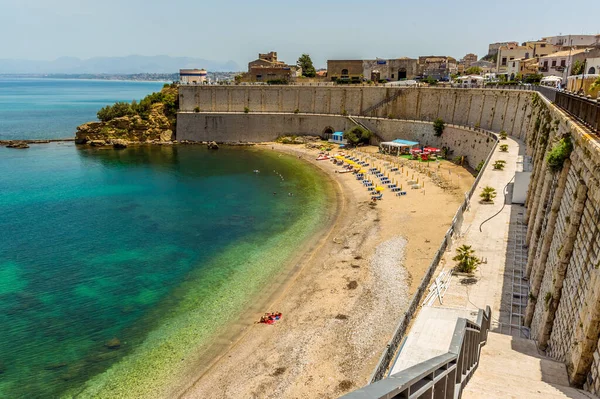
[{"xmin": 389, "ymin": 136, "xmax": 595, "ymax": 397}]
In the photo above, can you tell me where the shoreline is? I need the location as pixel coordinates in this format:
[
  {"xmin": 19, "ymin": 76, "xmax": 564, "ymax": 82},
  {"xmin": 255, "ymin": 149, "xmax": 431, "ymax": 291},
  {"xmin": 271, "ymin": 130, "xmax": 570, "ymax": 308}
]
[
  {"xmin": 65, "ymin": 146, "xmax": 338, "ymax": 398},
  {"xmin": 179, "ymin": 144, "xmax": 474, "ymax": 398}
]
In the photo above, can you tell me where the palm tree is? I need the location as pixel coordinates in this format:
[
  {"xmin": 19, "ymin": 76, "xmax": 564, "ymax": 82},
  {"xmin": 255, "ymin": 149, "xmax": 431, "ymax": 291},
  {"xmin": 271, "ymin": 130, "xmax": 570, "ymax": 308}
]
[
  {"xmin": 480, "ymin": 186, "xmax": 497, "ymax": 202},
  {"xmin": 453, "ymin": 245, "xmax": 481, "ymax": 273}
]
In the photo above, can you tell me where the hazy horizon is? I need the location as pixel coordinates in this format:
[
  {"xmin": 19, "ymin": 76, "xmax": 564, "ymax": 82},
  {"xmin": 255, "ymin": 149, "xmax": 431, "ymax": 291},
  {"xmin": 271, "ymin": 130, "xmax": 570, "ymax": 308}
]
[{"xmin": 1, "ymin": 0, "xmax": 599, "ymax": 71}]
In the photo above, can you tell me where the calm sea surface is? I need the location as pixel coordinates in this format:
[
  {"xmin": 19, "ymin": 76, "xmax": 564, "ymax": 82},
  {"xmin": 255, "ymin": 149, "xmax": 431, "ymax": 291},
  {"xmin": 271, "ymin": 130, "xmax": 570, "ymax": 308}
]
[
  {"xmin": 0, "ymin": 78, "xmax": 165, "ymax": 140},
  {"xmin": 0, "ymin": 80, "xmax": 330, "ymax": 398}
]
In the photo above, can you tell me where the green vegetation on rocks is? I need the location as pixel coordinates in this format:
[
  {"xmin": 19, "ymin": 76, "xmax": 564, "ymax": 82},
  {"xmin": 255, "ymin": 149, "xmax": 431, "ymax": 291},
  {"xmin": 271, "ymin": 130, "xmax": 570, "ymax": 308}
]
[
  {"xmin": 546, "ymin": 136, "xmax": 573, "ymax": 172},
  {"xmin": 433, "ymin": 118, "xmax": 445, "ymax": 137},
  {"xmin": 76, "ymin": 84, "xmax": 178, "ymax": 145}
]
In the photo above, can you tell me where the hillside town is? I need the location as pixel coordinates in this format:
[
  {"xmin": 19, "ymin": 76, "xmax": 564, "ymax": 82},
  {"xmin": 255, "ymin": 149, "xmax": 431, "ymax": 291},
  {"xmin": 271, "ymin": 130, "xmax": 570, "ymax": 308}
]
[{"xmin": 181, "ymin": 33, "xmax": 600, "ymax": 98}]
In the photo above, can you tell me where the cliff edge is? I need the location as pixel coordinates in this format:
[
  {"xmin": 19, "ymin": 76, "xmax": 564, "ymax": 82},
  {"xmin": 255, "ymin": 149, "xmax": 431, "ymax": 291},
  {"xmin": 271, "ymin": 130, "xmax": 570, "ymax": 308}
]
[{"xmin": 75, "ymin": 84, "xmax": 178, "ymax": 146}]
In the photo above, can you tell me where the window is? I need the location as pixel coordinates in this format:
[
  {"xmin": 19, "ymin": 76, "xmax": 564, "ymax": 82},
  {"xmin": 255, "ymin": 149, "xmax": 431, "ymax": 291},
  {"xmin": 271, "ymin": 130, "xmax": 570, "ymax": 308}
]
[
  {"xmin": 590, "ymin": 67, "xmax": 597, "ymax": 74},
  {"xmin": 543, "ymin": 61, "xmax": 548, "ymax": 68},
  {"xmin": 560, "ymin": 60, "xmax": 566, "ymax": 67},
  {"xmin": 512, "ymin": 62, "xmax": 516, "ymax": 67},
  {"xmin": 525, "ymin": 53, "xmax": 530, "ymax": 59},
  {"xmin": 501, "ymin": 57, "xmax": 507, "ymax": 66},
  {"xmin": 391, "ymin": 74, "xmax": 394, "ymax": 79},
  {"xmin": 341, "ymin": 69, "xmax": 348, "ymax": 76},
  {"xmin": 552, "ymin": 60, "xmax": 557, "ymax": 67},
  {"xmin": 541, "ymin": 44, "xmax": 546, "ymax": 48}
]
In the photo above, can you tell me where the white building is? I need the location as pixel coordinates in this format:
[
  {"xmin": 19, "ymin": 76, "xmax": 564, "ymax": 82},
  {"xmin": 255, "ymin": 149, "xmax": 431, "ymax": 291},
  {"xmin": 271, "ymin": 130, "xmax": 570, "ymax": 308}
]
[
  {"xmin": 538, "ymin": 49, "xmax": 587, "ymax": 81},
  {"xmin": 541, "ymin": 34, "xmax": 600, "ymax": 47},
  {"xmin": 179, "ymin": 69, "xmax": 207, "ymax": 84}
]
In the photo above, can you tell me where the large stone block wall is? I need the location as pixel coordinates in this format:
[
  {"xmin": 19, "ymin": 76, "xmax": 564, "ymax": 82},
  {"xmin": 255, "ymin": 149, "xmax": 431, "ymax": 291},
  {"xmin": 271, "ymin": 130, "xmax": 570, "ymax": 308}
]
[
  {"xmin": 179, "ymin": 86, "xmax": 533, "ymax": 136},
  {"xmin": 177, "ymin": 113, "xmax": 493, "ymax": 170},
  {"xmin": 522, "ymin": 92, "xmax": 600, "ymax": 393}
]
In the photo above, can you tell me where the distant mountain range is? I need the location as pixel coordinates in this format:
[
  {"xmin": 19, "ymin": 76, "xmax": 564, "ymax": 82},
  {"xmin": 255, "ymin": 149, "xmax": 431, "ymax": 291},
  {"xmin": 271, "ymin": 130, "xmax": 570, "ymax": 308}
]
[{"xmin": 0, "ymin": 55, "xmax": 240, "ymax": 74}]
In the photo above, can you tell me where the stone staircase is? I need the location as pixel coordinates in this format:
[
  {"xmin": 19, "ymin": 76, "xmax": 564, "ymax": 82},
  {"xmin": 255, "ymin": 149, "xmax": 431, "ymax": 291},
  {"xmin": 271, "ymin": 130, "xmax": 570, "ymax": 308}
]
[{"xmin": 462, "ymin": 332, "xmax": 597, "ymax": 399}]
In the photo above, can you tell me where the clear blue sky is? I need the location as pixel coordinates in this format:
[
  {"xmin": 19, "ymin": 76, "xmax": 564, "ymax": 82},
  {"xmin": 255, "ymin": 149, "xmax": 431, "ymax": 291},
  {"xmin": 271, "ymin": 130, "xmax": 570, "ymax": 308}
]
[{"xmin": 1, "ymin": 0, "xmax": 599, "ymax": 68}]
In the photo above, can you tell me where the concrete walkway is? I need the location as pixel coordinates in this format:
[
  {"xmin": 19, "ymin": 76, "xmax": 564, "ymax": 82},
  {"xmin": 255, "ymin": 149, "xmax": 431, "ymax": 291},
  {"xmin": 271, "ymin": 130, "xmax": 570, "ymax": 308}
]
[
  {"xmin": 463, "ymin": 332, "xmax": 595, "ymax": 398},
  {"xmin": 389, "ymin": 137, "xmax": 597, "ymax": 397}
]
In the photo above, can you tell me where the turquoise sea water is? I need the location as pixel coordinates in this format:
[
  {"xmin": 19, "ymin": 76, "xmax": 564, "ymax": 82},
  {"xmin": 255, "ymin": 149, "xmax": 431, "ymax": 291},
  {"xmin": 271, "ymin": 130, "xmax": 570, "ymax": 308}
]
[
  {"xmin": 0, "ymin": 78, "xmax": 165, "ymax": 140},
  {"xmin": 0, "ymin": 81, "xmax": 331, "ymax": 398}
]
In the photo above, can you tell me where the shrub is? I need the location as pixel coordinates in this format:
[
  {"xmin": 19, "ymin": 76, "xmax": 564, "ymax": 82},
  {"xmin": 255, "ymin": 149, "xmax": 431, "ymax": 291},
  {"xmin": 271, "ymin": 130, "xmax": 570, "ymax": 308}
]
[
  {"xmin": 344, "ymin": 126, "xmax": 372, "ymax": 147},
  {"xmin": 294, "ymin": 108, "xmax": 299, "ymax": 114},
  {"xmin": 453, "ymin": 245, "xmax": 481, "ymax": 274},
  {"xmin": 244, "ymin": 107, "xmax": 250, "ymax": 114},
  {"xmin": 388, "ymin": 114, "xmax": 394, "ymax": 119},
  {"xmin": 193, "ymin": 106, "xmax": 200, "ymax": 113},
  {"xmin": 341, "ymin": 109, "xmax": 348, "ymax": 116},
  {"xmin": 453, "ymin": 156, "xmax": 463, "ymax": 165},
  {"xmin": 475, "ymin": 160, "xmax": 485, "ymax": 175},
  {"xmin": 493, "ymin": 160, "xmax": 506, "ymax": 170},
  {"xmin": 500, "ymin": 144, "xmax": 508, "ymax": 152},
  {"xmin": 546, "ymin": 136, "xmax": 573, "ymax": 172},
  {"xmin": 480, "ymin": 186, "xmax": 497, "ymax": 202},
  {"xmin": 499, "ymin": 131, "xmax": 507, "ymax": 140},
  {"xmin": 433, "ymin": 118, "xmax": 445, "ymax": 137}
]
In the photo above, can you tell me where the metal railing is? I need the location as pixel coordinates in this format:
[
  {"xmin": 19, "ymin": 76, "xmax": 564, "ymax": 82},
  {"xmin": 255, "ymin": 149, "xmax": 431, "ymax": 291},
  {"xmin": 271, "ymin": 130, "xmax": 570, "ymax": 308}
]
[
  {"xmin": 342, "ymin": 306, "xmax": 491, "ymax": 399},
  {"xmin": 532, "ymin": 85, "xmax": 557, "ymax": 102},
  {"xmin": 554, "ymin": 91, "xmax": 600, "ymax": 133}
]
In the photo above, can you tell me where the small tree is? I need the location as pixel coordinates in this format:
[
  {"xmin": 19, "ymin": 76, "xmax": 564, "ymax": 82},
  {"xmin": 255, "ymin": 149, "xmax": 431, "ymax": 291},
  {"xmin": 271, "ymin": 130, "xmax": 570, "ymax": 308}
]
[
  {"xmin": 591, "ymin": 76, "xmax": 600, "ymax": 91},
  {"xmin": 344, "ymin": 126, "xmax": 372, "ymax": 147},
  {"xmin": 493, "ymin": 160, "xmax": 506, "ymax": 170},
  {"xmin": 571, "ymin": 60, "xmax": 584, "ymax": 76},
  {"xmin": 297, "ymin": 54, "xmax": 316, "ymax": 78},
  {"xmin": 433, "ymin": 118, "xmax": 445, "ymax": 137},
  {"xmin": 499, "ymin": 131, "xmax": 507, "ymax": 140},
  {"xmin": 453, "ymin": 245, "xmax": 481, "ymax": 274},
  {"xmin": 500, "ymin": 144, "xmax": 509, "ymax": 152},
  {"xmin": 480, "ymin": 186, "xmax": 497, "ymax": 202},
  {"xmin": 465, "ymin": 66, "xmax": 482, "ymax": 75}
]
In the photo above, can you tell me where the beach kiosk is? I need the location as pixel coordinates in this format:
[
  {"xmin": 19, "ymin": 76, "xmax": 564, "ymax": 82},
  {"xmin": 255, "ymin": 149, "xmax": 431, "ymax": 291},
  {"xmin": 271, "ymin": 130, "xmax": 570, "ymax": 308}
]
[
  {"xmin": 379, "ymin": 139, "xmax": 419, "ymax": 155},
  {"xmin": 329, "ymin": 131, "xmax": 347, "ymax": 145}
]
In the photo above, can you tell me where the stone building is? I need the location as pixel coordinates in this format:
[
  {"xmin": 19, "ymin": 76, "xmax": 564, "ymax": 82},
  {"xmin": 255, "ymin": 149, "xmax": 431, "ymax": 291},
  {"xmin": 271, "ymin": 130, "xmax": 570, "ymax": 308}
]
[
  {"xmin": 245, "ymin": 51, "xmax": 300, "ymax": 83},
  {"xmin": 506, "ymin": 57, "xmax": 539, "ymax": 79},
  {"xmin": 326, "ymin": 60, "xmax": 364, "ymax": 82},
  {"xmin": 327, "ymin": 58, "xmax": 418, "ymax": 82},
  {"xmin": 417, "ymin": 56, "xmax": 458, "ymax": 80},
  {"xmin": 362, "ymin": 58, "xmax": 418, "ymax": 82},
  {"xmin": 460, "ymin": 53, "xmax": 478, "ymax": 68},
  {"xmin": 487, "ymin": 41, "xmax": 518, "ymax": 57}
]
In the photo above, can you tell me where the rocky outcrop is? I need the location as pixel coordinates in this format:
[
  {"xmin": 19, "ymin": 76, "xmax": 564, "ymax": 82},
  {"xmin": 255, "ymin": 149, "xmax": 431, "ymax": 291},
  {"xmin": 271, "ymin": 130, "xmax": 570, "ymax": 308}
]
[
  {"xmin": 6, "ymin": 141, "xmax": 30, "ymax": 149},
  {"xmin": 207, "ymin": 141, "xmax": 219, "ymax": 150},
  {"xmin": 75, "ymin": 85, "xmax": 177, "ymax": 146},
  {"xmin": 105, "ymin": 337, "xmax": 121, "ymax": 349}
]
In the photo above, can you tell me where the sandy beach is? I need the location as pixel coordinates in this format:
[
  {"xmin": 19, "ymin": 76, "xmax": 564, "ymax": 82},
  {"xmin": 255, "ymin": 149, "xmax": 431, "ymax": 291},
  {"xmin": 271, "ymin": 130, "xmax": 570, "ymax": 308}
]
[{"xmin": 177, "ymin": 143, "xmax": 474, "ymax": 398}]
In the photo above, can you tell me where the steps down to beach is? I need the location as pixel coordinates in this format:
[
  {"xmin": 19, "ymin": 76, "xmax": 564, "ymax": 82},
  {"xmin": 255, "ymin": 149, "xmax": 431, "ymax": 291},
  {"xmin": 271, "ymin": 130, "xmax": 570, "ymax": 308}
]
[{"xmin": 462, "ymin": 332, "xmax": 597, "ymax": 399}]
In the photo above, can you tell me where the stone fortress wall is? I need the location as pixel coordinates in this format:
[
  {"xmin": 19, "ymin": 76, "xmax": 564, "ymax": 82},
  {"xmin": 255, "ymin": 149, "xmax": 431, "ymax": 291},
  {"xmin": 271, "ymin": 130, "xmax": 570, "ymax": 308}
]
[{"xmin": 177, "ymin": 85, "xmax": 600, "ymax": 395}]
